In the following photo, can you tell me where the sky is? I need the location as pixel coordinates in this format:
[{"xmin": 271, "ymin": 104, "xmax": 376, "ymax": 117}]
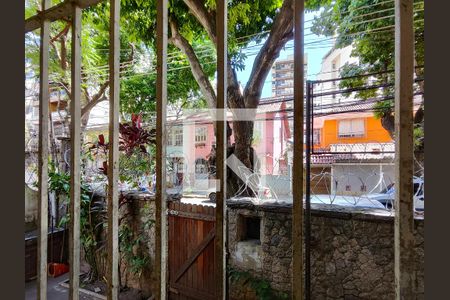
[
  {"xmin": 236, "ymin": 11, "xmax": 332, "ymax": 98},
  {"xmin": 86, "ymin": 11, "xmax": 333, "ymax": 127}
]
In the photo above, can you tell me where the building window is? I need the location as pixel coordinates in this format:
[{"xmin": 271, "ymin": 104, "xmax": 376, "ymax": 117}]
[
  {"xmin": 195, "ymin": 127, "xmax": 207, "ymax": 143},
  {"xmin": 338, "ymin": 119, "xmax": 365, "ymax": 138},
  {"xmin": 167, "ymin": 129, "xmax": 173, "ymax": 146},
  {"xmin": 174, "ymin": 127, "xmax": 183, "ymax": 146},
  {"xmin": 313, "ymin": 129, "xmax": 321, "ymax": 145},
  {"xmin": 172, "ymin": 159, "xmax": 184, "ymax": 174},
  {"xmin": 195, "ymin": 158, "xmax": 208, "ymax": 174}
]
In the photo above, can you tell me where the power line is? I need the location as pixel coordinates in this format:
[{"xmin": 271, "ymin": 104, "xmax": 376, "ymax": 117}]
[
  {"xmin": 25, "ymin": 12, "xmax": 425, "ymax": 94},
  {"xmin": 339, "ymin": 0, "xmax": 397, "ymax": 16},
  {"xmin": 28, "ymin": 7, "xmax": 425, "ymax": 79}
]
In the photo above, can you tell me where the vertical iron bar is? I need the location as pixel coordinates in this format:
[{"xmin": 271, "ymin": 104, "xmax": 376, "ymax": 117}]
[
  {"xmin": 155, "ymin": 0, "xmax": 168, "ymax": 299},
  {"xmin": 305, "ymin": 81, "xmax": 312, "ymax": 300},
  {"xmin": 107, "ymin": 0, "xmax": 120, "ymax": 298},
  {"xmin": 310, "ymin": 82, "xmax": 314, "ymax": 155},
  {"xmin": 216, "ymin": 0, "xmax": 227, "ymax": 299},
  {"xmin": 69, "ymin": 4, "xmax": 82, "ymax": 300},
  {"xmin": 293, "ymin": 0, "xmax": 305, "ymax": 299},
  {"xmin": 394, "ymin": 0, "xmax": 415, "ymax": 299},
  {"xmin": 37, "ymin": 1, "xmax": 51, "ymax": 298}
]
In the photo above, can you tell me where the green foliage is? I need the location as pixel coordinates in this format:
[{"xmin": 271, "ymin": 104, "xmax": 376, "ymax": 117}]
[
  {"xmin": 311, "ymin": 0, "xmax": 424, "ymax": 146},
  {"xmin": 229, "ymin": 268, "xmax": 289, "ymax": 300},
  {"xmin": 119, "ymin": 203, "xmax": 155, "ymax": 278},
  {"xmin": 119, "ymin": 224, "xmax": 150, "ymax": 276},
  {"xmin": 311, "ymin": 0, "xmax": 424, "ymax": 89},
  {"xmin": 118, "ymin": 0, "xmax": 330, "ymax": 109},
  {"xmin": 413, "ymin": 124, "xmax": 424, "ymax": 149},
  {"xmin": 50, "ymin": 162, "xmax": 106, "ymax": 281},
  {"xmin": 372, "ymin": 100, "xmax": 393, "ymax": 120},
  {"xmin": 119, "ymin": 148, "xmax": 154, "ymax": 189},
  {"xmin": 48, "ymin": 162, "xmax": 71, "ymax": 195}
]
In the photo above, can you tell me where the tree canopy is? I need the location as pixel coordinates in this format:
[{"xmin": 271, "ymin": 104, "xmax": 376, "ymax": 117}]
[
  {"xmin": 25, "ymin": 0, "xmax": 216, "ymax": 126},
  {"xmin": 311, "ymin": 0, "xmax": 424, "ymax": 147}
]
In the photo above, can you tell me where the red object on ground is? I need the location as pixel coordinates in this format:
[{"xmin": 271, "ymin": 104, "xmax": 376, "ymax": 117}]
[{"xmin": 48, "ymin": 263, "xmax": 69, "ymax": 278}]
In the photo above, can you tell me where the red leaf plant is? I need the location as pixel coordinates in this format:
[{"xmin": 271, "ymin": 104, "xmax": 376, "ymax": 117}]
[
  {"xmin": 88, "ymin": 114, "xmax": 155, "ymax": 176},
  {"xmin": 119, "ymin": 113, "xmax": 155, "ymax": 156}
]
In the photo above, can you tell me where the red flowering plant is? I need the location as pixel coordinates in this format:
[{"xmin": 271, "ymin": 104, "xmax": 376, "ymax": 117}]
[
  {"xmin": 86, "ymin": 114, "xmax": 155, "ymax": 189},
  {"xmin": 119, "ymin": 114, "xmax": 156, "ymax": 157},
  {"xmin": 84, "ymin": 134, "xmax": 109, "ymax": 176}
]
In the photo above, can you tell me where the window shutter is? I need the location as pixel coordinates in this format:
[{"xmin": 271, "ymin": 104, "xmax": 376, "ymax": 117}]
[
  {"xmin": 338, "ymin": 120, "xmax": 351, "ymax": 136},
  {"xmin": 352, "ymin": 119, "xmax": 365, "ymax": 136}
]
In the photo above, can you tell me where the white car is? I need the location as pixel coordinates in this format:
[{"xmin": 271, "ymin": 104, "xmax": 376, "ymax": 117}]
[{"xmin": 363, "ymin": 176, "xmax": 424, "ymax": 211}]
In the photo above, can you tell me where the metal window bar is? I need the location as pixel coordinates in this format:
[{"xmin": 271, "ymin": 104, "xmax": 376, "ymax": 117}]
[
  {"xmin": 27, "ymin": 0, "xmax": 417, "ymax": 299},
  {"xmin": 216, "ymin": 0, "xmax": 227, "ymax": 299},
  {"xmin": 394, "ymin": 0, "xmax": 415, "ymax": 298},
  {"xmin": 293, "ymin": 0, "xmax": 305, "ymax": 299},
  {"xmin": 305, "ymin": 80, "xmax": 313, "ymax": 299}
]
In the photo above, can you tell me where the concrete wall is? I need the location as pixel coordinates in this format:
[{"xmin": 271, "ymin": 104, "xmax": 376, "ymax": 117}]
[
  {"xmin": 332, "ymin": 163, "xmax": 395, "ymax": 196},
  {"xmin": 227, "ymin": 201, "xmax": 424, "ymax": 300},
  {"xmin": 25, "ymin": 183, "xmax": 38, "ymax": 229}
]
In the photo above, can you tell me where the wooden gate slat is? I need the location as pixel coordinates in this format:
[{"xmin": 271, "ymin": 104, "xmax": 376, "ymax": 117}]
[
  {"xmin": 192, "ymin": 205, "xmax": 198, "ymax": 291},
  {"xmin": 196, "ymin": 206, "xmax": 204, "ymax": 292},
  {"xmin": 186, "ymin": 203, "xmax": 192, "ymax": 290},
  {"xmin": 171, "ymin": 282, "xmax": 215, "ymax": 300},
  {"xmin": 173, "ymin": 228, "xmax": 214, "ymax": 284},
  {"xmin": 169, "ymin": 203, "xmax": 216, "ymax": 299}
]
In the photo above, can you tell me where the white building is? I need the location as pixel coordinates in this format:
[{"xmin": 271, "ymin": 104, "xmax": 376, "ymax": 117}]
[
  {"xmin": 271, "ymin": 54, "xmax": 308, "ymax": 97},
  {"xmin": 314, "ymin": 45, "xmax": 359, "ymax": 106}
]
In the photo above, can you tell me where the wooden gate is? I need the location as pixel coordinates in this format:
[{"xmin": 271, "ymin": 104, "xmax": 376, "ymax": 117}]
[{"xmin": 168, "ymin": 202, "xmax": 216, "ymax": 300}]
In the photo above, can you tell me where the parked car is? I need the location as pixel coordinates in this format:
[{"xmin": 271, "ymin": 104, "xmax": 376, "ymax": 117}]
[{"xmin": 363, "ymin": 176, "xmax": 424, "ymax": 211}]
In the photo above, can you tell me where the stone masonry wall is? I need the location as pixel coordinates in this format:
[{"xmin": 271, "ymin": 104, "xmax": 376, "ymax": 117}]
[
  {"xmin": 93, "ymin": 193, "xmax": 424, "ymax": 299},
  {"xmin": 118, "ymin": 192, "xmax": 157, "ymax": 297},
  {"xmin": 227, "ymin": 201, "xmax": 424, "ymax": 300}
]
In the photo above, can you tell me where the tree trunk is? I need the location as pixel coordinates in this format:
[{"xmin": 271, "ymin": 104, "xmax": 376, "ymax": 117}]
[
  {"xmin": 177, "ymin": 0, "xmax": 295, "ymax": 199},
  {"xmin": 381, "ymin": 114, "xmax": 395, "ymax": 139},
  {"xmin": 225, "ymin": 90, "xmax": 260, "ymax": 198},
  {"xmin": 226, "ymin": 120, "xmax": 255, "ymax": 198}
]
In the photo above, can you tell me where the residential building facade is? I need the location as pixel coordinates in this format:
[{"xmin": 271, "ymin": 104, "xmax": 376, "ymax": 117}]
[{"xmin": 271, "ymin": 54, "xmax": 308, "ymax": 97}]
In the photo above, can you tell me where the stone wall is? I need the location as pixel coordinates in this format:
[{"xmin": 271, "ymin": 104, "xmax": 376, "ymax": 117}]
[
  {"xmin": 117, "ymin": 192, "xmax": 157, "ymax": 297},
  {"xmin": 91, "ymin": 193, "xmax": 424, "ymax": 299},
  {"xmin": 227, "ymin": 200, "xmax": 424, "ymax": 300}
]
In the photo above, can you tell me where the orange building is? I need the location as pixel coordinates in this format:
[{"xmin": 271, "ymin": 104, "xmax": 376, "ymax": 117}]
[{"xmin": 312, "ymin": 112, "xmax": 393, "ymax": 151}]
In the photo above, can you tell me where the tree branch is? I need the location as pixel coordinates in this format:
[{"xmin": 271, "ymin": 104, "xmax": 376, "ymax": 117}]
[
  {"xmin": 57, "ymin": 81, "xmax": 71, "ymax": 100},
  {"xmin": 182, "ymin": 0, "xmax": 217, "ymax": 45},
  {"xmin": 50, "ymin": 22, "xmax": 70, "ymax": 43},
  {"xmin": 81, "ymin": 80, "xmax": 110, "ymax": 118},
  {"xmin": 82, "ymin": 87, "xmax": 91, "ymax": 108},
  {"xmin": 169, "ymin": 18, "xmax": 217, "ymax": 109},
  {"xmin": 181, "ymin": 0, "xmax": 242, "ymax": 108},
  {"xmin": 244, "ymin": 0, "xmax": 294, "ymax": 109},
  {"xmin": 49, "ymin": 41, "xmax": 62, "ymax": 65}
]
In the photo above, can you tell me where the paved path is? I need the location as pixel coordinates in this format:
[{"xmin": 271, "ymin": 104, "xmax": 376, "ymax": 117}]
[{"xmin": 25, "ymin": 274, "xmax": 96, "ymax": 300}]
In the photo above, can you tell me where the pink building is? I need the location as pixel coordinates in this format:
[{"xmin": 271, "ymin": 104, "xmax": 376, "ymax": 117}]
[{"xmin": 165, "ymin": 100, "xmax": 292, "ymax": 188}]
